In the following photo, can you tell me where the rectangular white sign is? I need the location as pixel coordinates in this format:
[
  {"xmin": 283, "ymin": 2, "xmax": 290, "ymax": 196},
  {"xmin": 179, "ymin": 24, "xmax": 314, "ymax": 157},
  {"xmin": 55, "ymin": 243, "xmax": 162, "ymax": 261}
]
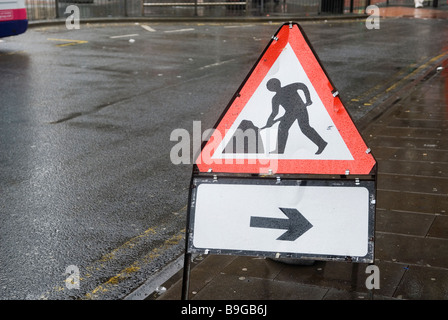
[{"xmin": 188, "ymin": 178, "xmax": 375, "ymax": 262}]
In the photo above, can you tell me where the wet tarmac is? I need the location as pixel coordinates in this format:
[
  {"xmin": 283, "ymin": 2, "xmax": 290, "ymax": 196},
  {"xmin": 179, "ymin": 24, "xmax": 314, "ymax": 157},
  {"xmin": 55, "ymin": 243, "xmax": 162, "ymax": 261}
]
[{"xmin": 1, "ymin": 10, "xmax": 447, "ymax": 300}]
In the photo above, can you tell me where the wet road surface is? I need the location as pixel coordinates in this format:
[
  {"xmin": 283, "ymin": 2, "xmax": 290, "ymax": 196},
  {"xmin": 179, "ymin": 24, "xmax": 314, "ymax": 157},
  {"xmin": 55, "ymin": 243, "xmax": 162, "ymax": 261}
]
[{"xmin": 1, "ymin": 17, "xmax": 447, "ymax": 299}]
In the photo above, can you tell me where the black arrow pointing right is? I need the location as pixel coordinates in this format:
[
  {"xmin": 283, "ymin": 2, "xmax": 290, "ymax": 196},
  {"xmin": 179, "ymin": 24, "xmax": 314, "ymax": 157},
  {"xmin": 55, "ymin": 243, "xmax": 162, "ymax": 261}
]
[{"xmin": 250, "ymin": 207, "xmax": 313, "ymax": 241}]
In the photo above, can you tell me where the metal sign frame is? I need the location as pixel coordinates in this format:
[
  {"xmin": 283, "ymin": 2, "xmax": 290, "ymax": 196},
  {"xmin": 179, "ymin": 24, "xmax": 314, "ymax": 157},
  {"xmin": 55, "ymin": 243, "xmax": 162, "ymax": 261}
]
[
  {"xmin": 181, "ymin": 171, "xmax": 377, "ymax": 299},
  {"xmin": 187, "ymin": 174, "xmax": 376, "ymax": 263}
]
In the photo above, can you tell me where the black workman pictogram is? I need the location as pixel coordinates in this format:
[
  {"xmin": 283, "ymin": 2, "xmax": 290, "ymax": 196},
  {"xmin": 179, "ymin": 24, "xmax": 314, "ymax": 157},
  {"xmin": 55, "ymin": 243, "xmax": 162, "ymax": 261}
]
[{"xmin": 263, "ymin": 78, "xmax": 328, "ymax": 155}]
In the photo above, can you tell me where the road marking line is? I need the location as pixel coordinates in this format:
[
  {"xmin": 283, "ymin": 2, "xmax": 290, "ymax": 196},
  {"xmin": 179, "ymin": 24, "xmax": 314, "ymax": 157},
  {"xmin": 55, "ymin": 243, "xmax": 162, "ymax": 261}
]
[
  {"xmin": 223, "ymin": 24, "xmax": 254, "ymax": 28},
  {"xmin": 198, "ymin": 58, "xmax": 236, "ymax": 70},
  {"xmin": 141, "ymin": 25, "xmax": 156, "ymax": 32},
  {"xmin": 352, "ymin": 52, "xmax": 448, "ymax": 107},
  {"xmin": 83, "ymin": 229, "xmax": 185, "ymax": 300},
  {"xmin": 109, "ymin": 33, "xmax": 139, "ymax": 39},
  {"xmin": 385, "ymin": 51, "xmax": 448, "ymax": 94},
  {"xmin": 350, "ymin": 59, "xmax": 423, "ymax": 103},
  {"xmin": 365, "ymin": 51, "xmax": 448, "ymax": 106},
  {"xmin": 38, "ymin": 203, "xmax": 189, "ymax": 299},
  {"xmin": 164, "ymin": 28, "xmax": 194, "ymax": 33},
  {"xmin": 47, "ymin": 38, "xmax": 88, "ymax": 47},
  {"xmin": 124, "ymin": 254, "xmax": 184, "ymax": 300}
]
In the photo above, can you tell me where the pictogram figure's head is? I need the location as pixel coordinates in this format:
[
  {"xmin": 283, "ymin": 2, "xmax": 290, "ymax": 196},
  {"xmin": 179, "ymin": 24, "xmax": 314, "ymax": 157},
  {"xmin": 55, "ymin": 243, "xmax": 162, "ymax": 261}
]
[{"xmin": 266, "ymin": 78, "xmax": 281, "ymax": 92}]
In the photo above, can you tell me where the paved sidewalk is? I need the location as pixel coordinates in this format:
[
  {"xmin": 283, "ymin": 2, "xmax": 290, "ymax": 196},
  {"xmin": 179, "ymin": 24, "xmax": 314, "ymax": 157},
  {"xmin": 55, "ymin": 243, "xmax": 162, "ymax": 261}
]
[{"xmin": 150, "ymin": 53, "xmax": 448, "ymax": 301}]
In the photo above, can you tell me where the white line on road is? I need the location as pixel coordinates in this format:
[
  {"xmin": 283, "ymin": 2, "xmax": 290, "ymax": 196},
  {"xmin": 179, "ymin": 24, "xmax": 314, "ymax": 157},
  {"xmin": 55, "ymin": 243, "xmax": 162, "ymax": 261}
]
[
  {"xmin": 164, "ymin": 28, "xmax": 195, "ymax": 33},
  {"xmin": 110, "ymin": 34, "xmax": 140, "ymax": 39},
  {"xmin": 141, "ymin": 25, "xmax": 156, "ymax": 32},
  {"xmin": 198, "ymin": 58, "xmax": 236, "ymax": 70},
  {"xmin": 223, "ymin": 24, "xmax": 254, "ymax": 28}
]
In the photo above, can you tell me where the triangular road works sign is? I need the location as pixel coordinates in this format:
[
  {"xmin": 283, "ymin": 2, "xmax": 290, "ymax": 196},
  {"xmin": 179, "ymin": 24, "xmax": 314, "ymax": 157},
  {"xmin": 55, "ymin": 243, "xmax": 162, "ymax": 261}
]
[{"xmin": 196, "ymin": 22, "xmax": 376, "ymax": 175}]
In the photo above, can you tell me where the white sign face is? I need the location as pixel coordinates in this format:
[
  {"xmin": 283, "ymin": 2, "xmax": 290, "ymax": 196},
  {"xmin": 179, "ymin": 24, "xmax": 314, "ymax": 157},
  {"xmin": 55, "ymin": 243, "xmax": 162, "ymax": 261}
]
[
  {"xmin": 211, "ymin": 43, "xmax": 353, "ymax": 161},
  {"xmin": 189, "ymin": 179, "xmax": 375, "ymax": 261}
]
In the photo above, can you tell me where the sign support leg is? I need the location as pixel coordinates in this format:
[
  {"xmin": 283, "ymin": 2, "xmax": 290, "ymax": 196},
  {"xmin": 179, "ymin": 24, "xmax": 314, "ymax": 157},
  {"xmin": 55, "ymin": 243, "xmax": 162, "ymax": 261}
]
[
  {"xmin": 181, "ymin": 251, "xmax": 191, "ymax": 300},
  {"xmin": 181, "ymin": 172, "xmax": 195, "ymax": 300}
]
